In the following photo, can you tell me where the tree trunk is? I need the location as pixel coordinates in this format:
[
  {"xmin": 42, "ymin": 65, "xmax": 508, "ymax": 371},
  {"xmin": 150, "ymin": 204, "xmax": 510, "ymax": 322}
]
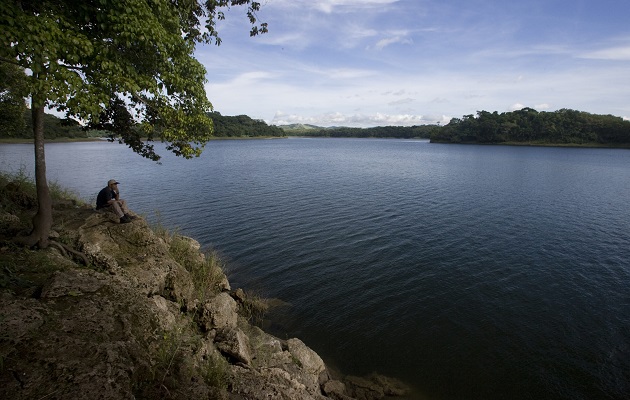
[{"xmin": 22, "ymin": 103, "xmax": 53, "ymax": 248}]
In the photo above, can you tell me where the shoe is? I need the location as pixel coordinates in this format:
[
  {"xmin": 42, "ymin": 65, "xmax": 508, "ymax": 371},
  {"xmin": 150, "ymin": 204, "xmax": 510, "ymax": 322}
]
[
  {"xmin": 120, "ymin": 215, "xmax": 132, "ymax": 224},
  {"xmin": 124, "ymin": 213, "xmax": 138, "ymax": 220}
]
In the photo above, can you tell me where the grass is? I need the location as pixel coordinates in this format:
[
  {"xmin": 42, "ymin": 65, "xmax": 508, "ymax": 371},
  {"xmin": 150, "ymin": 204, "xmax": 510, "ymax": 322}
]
[
  {"xmin": 150, "ymin": 215, "xmax": 227, "ymax": 303},
  {"xmin": 238, "ymin": 290, "xmax": 269, "ymax": 327},
  {"xmin": 150, "ymin": 215, "xmax": 269, "ymax": 324},
  {"xmin": 0, "ymin": 167, "xmax": 86, "ymax": 206}
]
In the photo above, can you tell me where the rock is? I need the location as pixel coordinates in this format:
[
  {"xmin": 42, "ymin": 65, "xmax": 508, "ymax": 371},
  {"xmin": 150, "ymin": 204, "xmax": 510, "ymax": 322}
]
[
  {"xmin": 345, "ymin": 375, "xmax": 385, "ymax": 400},
  {"xmin": 40, "ymin": 270, "xmax": 108, "ymax": 298},
  {"xmin": 287, "ymin": 338, "xmax": 326, "ymax": 376},
  {"xmin": 151, "ymin": 295, "xmax": 179, "ymax": 331},
  {"xmin": 0, "ymin": 293, "xmax": 45, "ymax": 341},
  {"xmin": 369, "ymin": 373, "xmax": 410, "ymax": 396},
  {"xmin": 0, "ymin": 211, "xmax": 22, "ymax": 233},
  {"xmin": 195, "ymin": 292, "xmax": 238, "ymax": 332},
  {"xmin": 161, "ymin": 263, "xmax": 194, "ymax": 307},
  {"xmin": 233, "ymin": 287, "xmax": 246, "ymax": 302},
  {"xmin": 323, "ymin": 380, "xmax": 355, "ymax": 400},
  {"xmin": 228, "ymin": 364, "xmax": 329, "ymax": 400},
  {"xmin": 215, "ymin": 327, "xmax": 253, "ymax": 365}
]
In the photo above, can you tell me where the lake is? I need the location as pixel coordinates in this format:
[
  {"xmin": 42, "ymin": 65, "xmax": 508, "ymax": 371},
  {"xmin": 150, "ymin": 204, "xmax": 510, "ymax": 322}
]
[{"xmin": 1, "ymin": 138, "xmax": 629, "ymax": 400}]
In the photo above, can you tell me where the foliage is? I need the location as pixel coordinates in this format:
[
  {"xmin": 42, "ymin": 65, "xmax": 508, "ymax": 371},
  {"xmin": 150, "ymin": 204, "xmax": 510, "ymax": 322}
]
[
  {"xmin": 210, "ymin": 111, "xmax": 286, "ymax": 137},
  {"xmin": 284, "ymin": 124, "xmax": 437, "ymax": 139},
  {"xmin": 0, "ymin": 168, "xmax": 83, "ymax": 204},
  {"xmin": 162, "ymin": 231, "xmax": 226, "ymax": 302},
  {"xmin": 0, "ymin": 0, "xmax": 267, "ymax": 160},
  {"xmin": 0, "ymin": 62, "xmax": 27, "ymax": 136},
  {"xmin": 21, "ymin": 110, "xmax": 86, "ymax": 139},
  {"xmin": 431, "ymin": 108, "xmax": 630, "ymax": 146},
  {"xmin": 0, "ymin": 0, "xmax": 267, "ymax": 247},
  {"xmin": 238, "ymin": 290, "xmax": 269, "ymax": 327}
]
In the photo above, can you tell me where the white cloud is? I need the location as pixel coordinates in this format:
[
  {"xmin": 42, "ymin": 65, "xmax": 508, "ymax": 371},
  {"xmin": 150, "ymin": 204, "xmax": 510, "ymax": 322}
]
[
  {"xmin": 374, "ymin": 35, "xmax": 413, "ymax": 50},
  {"xmin": 310, "ymin": 0, "xmax": 400, "ymax": 14},
  {"xmin": 580, "ymin": 46, "xmax": 630, "ymax": 60},
  {"xmin": 228, "ymin": 71, "xmax": 276, "ymax": 85},
  {"xmin": 388, "ymin": 98, "xmax": 415, "ymax": 106},
  {"xmin": 271, "ymin": 111, "xmax": 436, "ymax": 127}
]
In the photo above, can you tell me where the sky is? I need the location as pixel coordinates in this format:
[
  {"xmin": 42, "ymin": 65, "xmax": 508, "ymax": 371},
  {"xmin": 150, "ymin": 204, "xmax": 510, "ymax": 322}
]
[{"xmin": 195, "ymin": 0, "xmax": 630, "ymax": 127}]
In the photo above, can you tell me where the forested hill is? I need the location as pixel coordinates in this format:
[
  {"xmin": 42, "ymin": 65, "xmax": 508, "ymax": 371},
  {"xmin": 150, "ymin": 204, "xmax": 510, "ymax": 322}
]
[
  {"xmin": 208, "ymin": 112, "xmax": 285, "ymax": 137},
  {"xmin": 0, "ymin": 111, "xmax": 285, "ymax": 139},
  {"xmin": 430, "ymin": 108, "xmax": 630, "ymax": 146},
  {"xmin": 279, "ymin": 124, "xmax": 436, "ymax": 139}
]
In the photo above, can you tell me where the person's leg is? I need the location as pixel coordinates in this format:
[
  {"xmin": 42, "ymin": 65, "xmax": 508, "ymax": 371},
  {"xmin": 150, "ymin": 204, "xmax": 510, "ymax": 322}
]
[
  {"xmin": 119, "ymin": 199, "xmax": 131, "ymax": 215},
  {"xmin": 111, "ymin": 202, "xmax": 125, "ymax": 218}
]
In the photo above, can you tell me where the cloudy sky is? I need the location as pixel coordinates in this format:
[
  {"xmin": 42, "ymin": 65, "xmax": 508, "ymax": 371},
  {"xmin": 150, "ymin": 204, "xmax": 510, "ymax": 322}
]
[{"xmin": 198, "ymin": 0, "xmax": 630, "ymax": 127}]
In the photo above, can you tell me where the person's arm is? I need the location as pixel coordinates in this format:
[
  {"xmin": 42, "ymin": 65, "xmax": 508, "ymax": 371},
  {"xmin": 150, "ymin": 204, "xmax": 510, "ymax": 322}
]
[{"xmin": 107, "ymin": 189, "xmax": 118, "ymax": 204}]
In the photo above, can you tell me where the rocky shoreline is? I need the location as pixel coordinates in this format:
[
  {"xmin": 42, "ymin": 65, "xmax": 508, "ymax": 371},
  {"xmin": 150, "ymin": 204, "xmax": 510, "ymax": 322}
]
[{"xmin": 0, "ymin": 188, "xmax": 411, "ymax": 399}]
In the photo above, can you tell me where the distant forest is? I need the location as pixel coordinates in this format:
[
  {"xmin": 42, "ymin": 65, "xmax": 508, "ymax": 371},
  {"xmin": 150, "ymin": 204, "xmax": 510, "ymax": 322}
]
[
  {"xmin": 431, "ymin": 108, "xmax": 630, "ymax": 146},
  {"xmin": 281, "ymin": 124, "xmax": 436, "ymax": 139},
  {"xmin": 3, "ymin": 107, "xmax": 629, "ymax": 147},
  {"xmin": 208, "ymin": 112, "xmax": 285, "ymax": 137},
  {"xmin": 0, "ymin": 111, "xmax": 285, "ymax": 139}
]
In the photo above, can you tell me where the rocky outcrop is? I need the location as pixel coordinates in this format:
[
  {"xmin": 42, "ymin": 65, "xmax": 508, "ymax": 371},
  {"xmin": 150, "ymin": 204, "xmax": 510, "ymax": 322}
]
[{"xmin": 0, "ymin": 210, "xmax": 410, "ymax": 400}]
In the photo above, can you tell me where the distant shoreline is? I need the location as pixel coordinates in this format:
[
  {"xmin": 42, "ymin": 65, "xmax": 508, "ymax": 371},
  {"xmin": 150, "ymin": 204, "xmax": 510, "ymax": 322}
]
[
  {"xmin": 0, "ymin": 136, "xmax": 288, "ymax": 144},
  {"xmin": 0, "ymin": 137, "xmax": 104, "ymax": 144},
  {"xmin": 2, "ymin": 136, "xmax": 627, "ymax": 149},
  {"xmin": 430, "ymin": 140, "xmax": 630, "ymax": 149}
]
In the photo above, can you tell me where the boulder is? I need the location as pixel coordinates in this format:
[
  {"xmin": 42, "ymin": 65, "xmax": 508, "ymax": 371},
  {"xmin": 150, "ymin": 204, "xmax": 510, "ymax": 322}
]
[
  {"xmin": 195, "ymin": 292, "xmax": 238, "ymax": 332},
  {"xmin": 344, "ymin": 376, "xmax": 384, "ymax": 400},
  {"xmin": 287, "ymin": 338, "xmax": 326, "ymax": 376},
  {"xmin": 40, "ymin": 269, "xmax": 108, "ymax": 298},
  {"xmin": 215, "ymin": 327, "xmax": 253, "ymax": 365},
  {"xmin": 323, "ymin": 380, "xmax": 354, "ymax": 400}
]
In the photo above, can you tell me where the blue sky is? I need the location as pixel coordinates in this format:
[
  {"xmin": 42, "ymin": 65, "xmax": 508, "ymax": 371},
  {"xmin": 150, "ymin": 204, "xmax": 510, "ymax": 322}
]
[{"xmin": 198, "ymin": 0, "xmax": 630, "ymax": 127}]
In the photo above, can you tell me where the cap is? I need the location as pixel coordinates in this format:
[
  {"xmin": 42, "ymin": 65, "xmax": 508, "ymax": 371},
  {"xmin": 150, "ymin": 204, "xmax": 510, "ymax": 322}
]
[{"xmin": 108, "ymin": 179, "xmax": 120, "ymax": 185}]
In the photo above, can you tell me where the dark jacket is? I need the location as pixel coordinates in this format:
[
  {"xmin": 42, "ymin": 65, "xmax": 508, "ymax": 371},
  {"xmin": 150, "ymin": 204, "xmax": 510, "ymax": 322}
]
[{"xmin": 96, "ymin": 187, "xmax": 116, "ymax": 209}]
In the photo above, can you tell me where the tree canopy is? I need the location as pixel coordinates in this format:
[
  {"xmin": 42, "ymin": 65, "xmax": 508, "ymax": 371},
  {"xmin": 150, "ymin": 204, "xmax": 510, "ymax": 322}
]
[
  {"xmin": 0, "ymin": 62, "xmax": 28, "ymax": 136},
  {"xmin": 431, "ymin": 108, "xmax": 630, "ymax": 146},
  {"xmin": 209, "ymin": 112, "xmax": 285, "ymax": 137},
  {"xmin": 0, "ymin": 0, "xmax": 267, "ymax": 248}
]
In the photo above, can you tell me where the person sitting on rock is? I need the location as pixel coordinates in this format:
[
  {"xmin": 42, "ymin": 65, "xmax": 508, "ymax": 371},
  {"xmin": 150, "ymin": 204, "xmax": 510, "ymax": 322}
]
[{"xmin": 96, "ymin": 179, "xmax": 135, "ymax": 223}]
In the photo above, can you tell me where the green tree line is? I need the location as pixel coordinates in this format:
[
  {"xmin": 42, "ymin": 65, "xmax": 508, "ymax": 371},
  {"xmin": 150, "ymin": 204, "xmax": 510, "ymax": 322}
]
[
  {"xmin": 289, "ymin": 124, "xmax": 436, "ymax": 139},
  {"xmin": 431, "ymin": 108, "xmax": 630, "ymax": 146},
  {"xmin": 0, "ymin": 110, "xmax": 285, "ymax": 140},
  {"xmin": 209, "ymin": 112, "xmax": 286, "ymax": 137}
]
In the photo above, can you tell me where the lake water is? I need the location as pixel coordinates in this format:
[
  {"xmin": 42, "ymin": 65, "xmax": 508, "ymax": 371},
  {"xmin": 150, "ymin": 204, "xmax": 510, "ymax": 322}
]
[{"xmin": 1, "ymin": 138, "xmax": 629, "ymax": 400}]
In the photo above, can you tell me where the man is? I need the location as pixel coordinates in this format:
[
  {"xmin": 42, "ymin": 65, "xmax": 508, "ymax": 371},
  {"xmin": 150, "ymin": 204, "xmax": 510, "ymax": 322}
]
[{"xmin": 96, "ymin": 179, "xmax": 135, "ymax": 223}]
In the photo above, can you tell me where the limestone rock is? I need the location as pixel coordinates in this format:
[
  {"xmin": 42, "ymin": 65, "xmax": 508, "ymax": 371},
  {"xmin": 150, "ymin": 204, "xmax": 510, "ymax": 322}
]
[
  {"xmin": 151, "ymin": 295, "xmax": 179, "ymax": 331},
  {"xmin": 287, "ymin": 338, "xmax": 326, "ymax": 376},
  {"xmin": 40, "ymin": 269, "xmax": 108, "ymax": 298},
  {"xmin": 228, "ymin": 365, "xmax": 329, "ymax": 400},
  {"xmin": 369, "ymin": 373, "xmax": 410, "ymax": 396},
  {"xmin": 323, "ymin": 380, "xmax": 354, "ymax": 400},
  {"xmin": 345, "ymin": 376, "xmax": 384, "ymax": 400},
  {"xmin": 215, "ymin": 327, "xmax": 253, "ymax": 365},
  {"xmin": 343, "ymin": 373, "xmax": 409, "ymax": 400},
  {"xmin": 0, "ymin": 211, "xmax": 21, "ymax": 233},
  {"xmin": 160, "ymin": 263, "xmax": 194, "ymax": 307},
  {"xmin": 196, "ymin": 292, "xmax": 238, "ymax": 332}
]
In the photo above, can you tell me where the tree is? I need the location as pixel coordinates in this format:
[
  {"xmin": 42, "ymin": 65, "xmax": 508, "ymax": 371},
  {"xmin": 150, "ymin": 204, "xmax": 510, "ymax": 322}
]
[
  {"xmin": 0, "ymin": 62, "xmax": 27, "ymax": 136},
  {"xmin": 0, "ymin": 0, "xmax": 267, "ymax": 248}
]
